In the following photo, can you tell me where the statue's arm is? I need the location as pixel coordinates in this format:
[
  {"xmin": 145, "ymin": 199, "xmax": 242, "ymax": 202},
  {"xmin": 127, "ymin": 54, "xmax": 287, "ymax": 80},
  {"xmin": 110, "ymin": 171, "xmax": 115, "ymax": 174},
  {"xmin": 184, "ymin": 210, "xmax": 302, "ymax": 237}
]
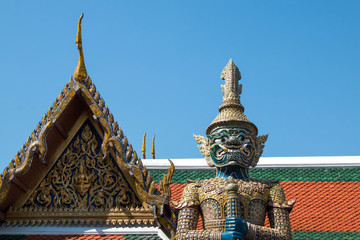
[
  {"xmin": 245, "ymin": 208, "xmax": 292, "ymax": 240},
  {"xmin": 176, "ymin": 207, "xmax": 222, "ymax": 240},
  {"xmin": 245, "ymin": 183, "xmax": 294, "ymax": 240},
  {"xmin": 175, "ymin": 183, "xmax": 222, "ymax": 240}
]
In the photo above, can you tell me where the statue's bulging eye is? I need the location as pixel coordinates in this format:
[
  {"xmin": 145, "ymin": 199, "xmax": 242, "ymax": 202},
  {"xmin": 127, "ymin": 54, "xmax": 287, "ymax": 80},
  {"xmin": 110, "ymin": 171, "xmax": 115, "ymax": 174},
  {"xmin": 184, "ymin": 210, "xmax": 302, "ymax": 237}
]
[{"xmin": 239, "ymin": 136, "xmax": 245, "ymax": 142}]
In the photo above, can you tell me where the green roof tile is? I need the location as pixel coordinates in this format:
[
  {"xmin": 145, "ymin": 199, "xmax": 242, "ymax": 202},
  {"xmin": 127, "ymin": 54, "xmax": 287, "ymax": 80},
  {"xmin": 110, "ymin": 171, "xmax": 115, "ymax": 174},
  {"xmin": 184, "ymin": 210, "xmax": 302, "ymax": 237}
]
[
  {"xmin": 149, "ymin": 167, "xmax": 360, "ymax": 184},
  {"xmin": 293, "ymin": 231, "xmax": 360, "ymax": 240},
  {"xmin": 123, "ymin": 234, "xmax": 162, "ymax": 240}
]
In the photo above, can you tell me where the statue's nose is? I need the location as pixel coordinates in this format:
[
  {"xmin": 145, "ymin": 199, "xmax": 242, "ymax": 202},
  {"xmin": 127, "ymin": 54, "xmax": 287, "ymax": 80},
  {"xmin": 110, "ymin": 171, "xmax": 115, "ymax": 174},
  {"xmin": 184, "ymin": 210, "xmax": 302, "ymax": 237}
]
[{"xmin": 227, "ymin": 136, "xmax": 240, "ymax": 145}]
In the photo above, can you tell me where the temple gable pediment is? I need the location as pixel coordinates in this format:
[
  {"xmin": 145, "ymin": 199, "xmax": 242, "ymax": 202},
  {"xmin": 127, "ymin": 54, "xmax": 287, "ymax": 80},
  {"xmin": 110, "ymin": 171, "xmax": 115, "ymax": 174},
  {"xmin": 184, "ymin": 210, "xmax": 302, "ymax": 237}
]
[
  {"xmin": 0, "ymin": 15, "xmax": 174, "ymax": 234},
  {"xmin": 5, "ymin": 120, "xmax": 152, "ymax": 226},
  {"xmin": 22, "ymin": 121, "xmax": 141, "ymax": 211}
]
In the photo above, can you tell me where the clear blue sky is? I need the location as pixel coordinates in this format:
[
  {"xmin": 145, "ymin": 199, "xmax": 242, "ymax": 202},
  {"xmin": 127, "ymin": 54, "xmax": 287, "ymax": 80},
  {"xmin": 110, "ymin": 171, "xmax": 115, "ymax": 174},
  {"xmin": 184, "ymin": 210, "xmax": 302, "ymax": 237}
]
[{"xmin": 0, "ymin": 1, "xmax": 359, "ymax": 171}]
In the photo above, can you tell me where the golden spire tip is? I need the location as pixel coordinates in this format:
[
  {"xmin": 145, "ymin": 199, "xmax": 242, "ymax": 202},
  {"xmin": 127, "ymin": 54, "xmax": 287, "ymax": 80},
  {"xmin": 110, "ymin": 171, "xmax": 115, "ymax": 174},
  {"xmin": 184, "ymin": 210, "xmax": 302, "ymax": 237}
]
[
  {"xmin": 151, "ymin": 134, "xmax": 155, "ymax": 159},
  {"xmin": 142, "ymin": 133, "xmax": 146, "ymax": 159},
  {"xmin": 73, "ymin": 13, "xmax": 88, "ymax": 83}
]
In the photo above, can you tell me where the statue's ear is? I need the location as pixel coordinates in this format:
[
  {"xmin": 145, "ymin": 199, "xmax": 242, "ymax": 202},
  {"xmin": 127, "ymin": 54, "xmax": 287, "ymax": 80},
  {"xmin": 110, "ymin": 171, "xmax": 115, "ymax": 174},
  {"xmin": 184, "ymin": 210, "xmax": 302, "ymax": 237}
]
[
  {"xmin": 251, "ymin": 134, "xmax": 268, "ymax": 167},
  {"xmin": 193, "ymin": 134, "xmax": 214, "ymax": 167}
]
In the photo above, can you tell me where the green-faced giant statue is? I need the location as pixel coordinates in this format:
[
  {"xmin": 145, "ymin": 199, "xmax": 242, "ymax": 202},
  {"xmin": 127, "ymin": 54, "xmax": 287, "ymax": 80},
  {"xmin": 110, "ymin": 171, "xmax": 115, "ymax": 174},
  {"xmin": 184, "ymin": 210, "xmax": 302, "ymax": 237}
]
[{"xmin": 175, "ymin": 59, "xmax": 294, "ymax": 240}]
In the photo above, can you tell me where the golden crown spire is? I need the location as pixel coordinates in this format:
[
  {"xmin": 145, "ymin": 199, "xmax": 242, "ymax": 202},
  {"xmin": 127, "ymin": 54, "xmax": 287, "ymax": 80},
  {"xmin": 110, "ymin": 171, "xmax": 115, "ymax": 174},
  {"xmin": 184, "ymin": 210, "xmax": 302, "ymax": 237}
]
[
  {"xmin": 206, "ymin": 59, "xmax": 258, "ymax": 135},
  {"xmin": 219, "ymin": 59, "xmax": 244, "ymax": 112},
  {"xmin": 73, "ymin": 13, "xmax": 88, "ymax": 82}
]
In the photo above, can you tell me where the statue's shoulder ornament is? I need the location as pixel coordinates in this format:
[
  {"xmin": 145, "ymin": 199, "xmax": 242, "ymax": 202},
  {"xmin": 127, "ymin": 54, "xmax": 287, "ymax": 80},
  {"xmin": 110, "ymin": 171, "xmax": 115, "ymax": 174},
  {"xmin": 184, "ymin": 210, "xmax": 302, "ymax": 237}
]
[
  {"xmin": 240, "ymin": 179, "xmax": 275, "ymax": 193},
  {"xmin": 247, "ymin": 178, "xmax": 282, "ymax": 191},
  {"xmin": 174, "ymin": 181, "xmax": 201, "ymax": 210}
]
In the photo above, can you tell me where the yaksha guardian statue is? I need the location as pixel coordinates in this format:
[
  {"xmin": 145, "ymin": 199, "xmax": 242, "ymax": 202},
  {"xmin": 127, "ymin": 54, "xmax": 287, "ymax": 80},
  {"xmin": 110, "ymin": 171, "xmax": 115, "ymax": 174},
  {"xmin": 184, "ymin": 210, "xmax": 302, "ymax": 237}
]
[{"xmin": 175, "ymin": 59, "xmax": 294, "ymax": 240}]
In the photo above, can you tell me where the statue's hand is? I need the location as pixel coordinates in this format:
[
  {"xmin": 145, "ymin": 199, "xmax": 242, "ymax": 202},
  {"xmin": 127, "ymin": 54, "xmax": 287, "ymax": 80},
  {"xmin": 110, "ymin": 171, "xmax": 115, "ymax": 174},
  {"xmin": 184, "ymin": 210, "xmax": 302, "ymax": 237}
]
[
  {"xmin": 222, "ymin": 231, "xmax": 244, "ymax": 240},
  {"xmin": 225, "ymin": 217, "xmax": 248, "ymax": 236}
]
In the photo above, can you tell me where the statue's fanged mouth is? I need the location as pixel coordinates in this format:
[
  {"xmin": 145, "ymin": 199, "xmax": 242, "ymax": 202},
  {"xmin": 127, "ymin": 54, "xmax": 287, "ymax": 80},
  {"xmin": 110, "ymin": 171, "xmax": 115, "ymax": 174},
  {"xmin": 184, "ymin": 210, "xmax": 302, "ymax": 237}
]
[
  {"xmin": 216, "ymin": 144, "xmax": 250, "ymax": 158},
  {"xmin": 240, "ymin": 144, "xmax": 250, "ymax": 157}
]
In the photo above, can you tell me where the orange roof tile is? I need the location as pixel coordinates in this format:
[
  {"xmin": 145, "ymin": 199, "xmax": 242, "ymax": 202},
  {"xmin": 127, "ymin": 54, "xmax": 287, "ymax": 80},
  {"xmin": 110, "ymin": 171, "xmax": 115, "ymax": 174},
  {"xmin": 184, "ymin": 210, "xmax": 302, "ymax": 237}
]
[
  {"xmin": 281, "ymin": 181, "xmax": 360, "ymax": 232},
  {"xmin": 170, "ymin": 181, "xmax": 360, "ymax": 232}
]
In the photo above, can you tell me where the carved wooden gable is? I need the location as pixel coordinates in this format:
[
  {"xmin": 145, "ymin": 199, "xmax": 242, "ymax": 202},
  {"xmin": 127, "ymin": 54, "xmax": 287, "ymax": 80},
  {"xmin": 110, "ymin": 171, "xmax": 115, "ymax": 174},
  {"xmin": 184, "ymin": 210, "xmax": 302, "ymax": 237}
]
[
  {"xmin": 0, "ymin": 15, "xmax": 175, "ymax": 234},
  {"xmin": 23, "ymin": 121, "xmax": 141, "ymax": 210},
  {"xmin": 5, "ymin": 119, "xmax": 157, "ymax": 226}
]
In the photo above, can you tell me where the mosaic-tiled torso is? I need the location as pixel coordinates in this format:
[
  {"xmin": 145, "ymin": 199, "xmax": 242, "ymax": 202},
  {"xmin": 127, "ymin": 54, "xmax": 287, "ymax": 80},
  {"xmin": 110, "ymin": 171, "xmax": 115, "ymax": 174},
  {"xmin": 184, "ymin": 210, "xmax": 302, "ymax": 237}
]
[
  {"xmin": 176, "ymin": 178, "xmax": 293, "ymax": 239},
  {"xmin": 202, "ymin": 178, "xmax": 271, "ymax": 230}
]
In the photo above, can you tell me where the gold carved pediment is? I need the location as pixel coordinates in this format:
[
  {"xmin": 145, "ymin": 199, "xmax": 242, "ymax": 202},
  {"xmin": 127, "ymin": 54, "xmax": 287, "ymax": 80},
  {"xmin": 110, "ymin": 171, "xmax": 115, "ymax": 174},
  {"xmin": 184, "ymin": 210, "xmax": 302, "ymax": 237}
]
[
  {"xmin": 2, "ymin": 16, "xmax": 174, "ymax": 235},
  {"xmin": 5, "ymin": 120, "xmax": 155, "ymax": 226}
]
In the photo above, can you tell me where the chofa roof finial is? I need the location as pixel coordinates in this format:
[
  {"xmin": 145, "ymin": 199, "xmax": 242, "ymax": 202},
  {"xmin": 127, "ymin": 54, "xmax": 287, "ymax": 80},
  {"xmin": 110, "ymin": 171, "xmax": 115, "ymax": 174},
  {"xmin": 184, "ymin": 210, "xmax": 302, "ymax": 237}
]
[{"xmin": 73, "ymin": 13, "xmax": 88, "ymax": 83}]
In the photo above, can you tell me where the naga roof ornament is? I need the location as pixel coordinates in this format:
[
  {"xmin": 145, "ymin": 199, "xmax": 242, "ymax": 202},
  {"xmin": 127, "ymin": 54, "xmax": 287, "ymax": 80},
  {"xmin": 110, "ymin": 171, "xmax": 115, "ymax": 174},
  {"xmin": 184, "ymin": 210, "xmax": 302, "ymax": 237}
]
[
  {"xmin": 73, "ymin": 13, "xmax": 88, "ymax": 83},
  {"xmin": 206, "ymin": 59, "xmax": 258, "ymax": 135}
]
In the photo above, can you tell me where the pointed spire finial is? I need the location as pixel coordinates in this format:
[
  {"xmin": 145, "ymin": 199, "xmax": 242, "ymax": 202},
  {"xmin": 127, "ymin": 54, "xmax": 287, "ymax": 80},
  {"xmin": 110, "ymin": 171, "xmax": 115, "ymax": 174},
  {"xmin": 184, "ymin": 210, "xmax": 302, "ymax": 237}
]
[
  {"xmin": 219, "ymin": 58, "xmax": 243, "ymax": 111},
  {"xmin": 206, "ymin": 59, "xmax": 258, "ymax": 135},
  {"xmin": 73, "ymin": 13, "xmax": 88, "ymax": 82},
  {"xmin": 151, "ymin": 135, "xmax": 155, "ymax": 159},
  {"xmin": 142, "ymin": 133, "xmax": 146, "ymax": 159}
]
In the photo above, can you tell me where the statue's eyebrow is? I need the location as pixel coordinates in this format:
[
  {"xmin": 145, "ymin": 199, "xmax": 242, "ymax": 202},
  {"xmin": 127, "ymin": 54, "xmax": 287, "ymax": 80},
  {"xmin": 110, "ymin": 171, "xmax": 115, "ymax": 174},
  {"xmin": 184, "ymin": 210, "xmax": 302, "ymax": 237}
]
[
  {"xmin": 212, "ymin": 129, "xmax": 228, "ymax": 135},
  {"xmin": 235, "ymin": 129, "xmax": 252, "ymax": 135},
  {"xmin": 209, "ymin": 130, "xmax": 228, "ymax": 139}
]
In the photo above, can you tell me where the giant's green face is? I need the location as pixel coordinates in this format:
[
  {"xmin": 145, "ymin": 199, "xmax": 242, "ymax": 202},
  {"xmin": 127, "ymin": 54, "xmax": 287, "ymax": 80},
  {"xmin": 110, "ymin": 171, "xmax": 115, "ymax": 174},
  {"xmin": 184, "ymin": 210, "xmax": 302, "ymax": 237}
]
[{"xmin": 208, "ymin": 127, "xmax": 256, "ymax": 168}]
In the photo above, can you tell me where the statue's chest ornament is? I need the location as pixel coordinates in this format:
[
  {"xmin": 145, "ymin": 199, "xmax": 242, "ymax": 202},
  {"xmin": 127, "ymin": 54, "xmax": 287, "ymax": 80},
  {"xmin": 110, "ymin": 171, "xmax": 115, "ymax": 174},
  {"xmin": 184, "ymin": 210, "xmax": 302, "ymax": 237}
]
[
  {"xmin": 200, "ymin": 181, "xmax": 225, "ymax": 194},
  {"xmin": 238, "ymin": 181, "xmax": 266, "ymax": 195},
  {"xmin": 197, "ymin": 179, "xmax": 269, "ymax": 206}
]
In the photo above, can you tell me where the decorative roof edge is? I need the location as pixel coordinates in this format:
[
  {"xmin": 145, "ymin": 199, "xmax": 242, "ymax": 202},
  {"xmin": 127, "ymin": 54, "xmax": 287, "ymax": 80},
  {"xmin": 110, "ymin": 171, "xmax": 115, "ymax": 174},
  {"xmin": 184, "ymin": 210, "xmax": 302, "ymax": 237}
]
[
  {"xmin": 5, "ymin": 205, "xmax": 156, "ymax": 227},
  {"xmin": 0, "ymin": 225, "xmax": 167, "ymax": 237},
  {"xmin": 142, "ymin": 156, "xmax": 360, "ymax": 170}
]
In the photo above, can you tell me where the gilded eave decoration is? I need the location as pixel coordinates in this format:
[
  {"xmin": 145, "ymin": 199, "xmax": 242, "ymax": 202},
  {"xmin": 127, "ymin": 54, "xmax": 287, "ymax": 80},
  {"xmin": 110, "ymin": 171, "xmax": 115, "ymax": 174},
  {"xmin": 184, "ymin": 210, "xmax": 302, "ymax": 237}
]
[
  {"xmin": 0, "ymin": 14, "xmax": 175, "ymax": 235},
  {"xmin": 6, "ymin": 206, "xmax": 156, "ymax": 227}
]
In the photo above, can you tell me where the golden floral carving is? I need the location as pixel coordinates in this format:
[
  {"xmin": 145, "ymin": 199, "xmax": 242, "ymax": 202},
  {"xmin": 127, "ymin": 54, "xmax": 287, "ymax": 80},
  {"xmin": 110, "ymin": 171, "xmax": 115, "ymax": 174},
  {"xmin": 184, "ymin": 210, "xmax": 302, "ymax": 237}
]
[{"xmin": 23, "ymin": 121, "xmax": 140, "ymax": 210}]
